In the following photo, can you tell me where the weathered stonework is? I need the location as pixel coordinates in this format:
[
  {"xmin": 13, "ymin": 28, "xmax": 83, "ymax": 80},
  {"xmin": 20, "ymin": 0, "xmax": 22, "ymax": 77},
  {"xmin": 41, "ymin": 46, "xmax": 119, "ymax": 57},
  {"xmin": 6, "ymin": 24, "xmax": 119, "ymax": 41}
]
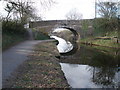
[{"xmin": 29, "ymin": 20, "xmax": 93, "ymax": 38}]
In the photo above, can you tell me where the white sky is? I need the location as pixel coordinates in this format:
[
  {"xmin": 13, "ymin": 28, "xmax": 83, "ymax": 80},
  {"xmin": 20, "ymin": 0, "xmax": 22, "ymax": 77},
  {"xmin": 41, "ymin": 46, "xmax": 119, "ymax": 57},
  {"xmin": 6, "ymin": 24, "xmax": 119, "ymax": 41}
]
[
  {"xmin": 0, "ymin": 0, "xmax": 119, "ymax": 20},
  {"xmin": 43, "ymin": 0, "xmax": 96, "ymax": 20}
]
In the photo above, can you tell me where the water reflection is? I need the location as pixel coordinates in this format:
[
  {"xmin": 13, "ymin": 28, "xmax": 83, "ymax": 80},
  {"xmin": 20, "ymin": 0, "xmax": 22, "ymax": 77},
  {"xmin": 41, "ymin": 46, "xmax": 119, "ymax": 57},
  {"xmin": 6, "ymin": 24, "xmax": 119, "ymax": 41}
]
[
  {"xmin": 60, "ymin": 63, "xmax": 101, "ymax": 88},
  {"xmin": 60, "ymin": 63, "xmax": 119, "ymax": 88},
  {"xmin": 59, "ymin": 45, "xmax": 120, "ymax": 88},
  {"xmin": 50, "ymin": 27, "xmax": 79, "ymax": 54},
  {"xmin": 50, "ymin": 36, "xmax": 73, "ymax": 53},
  {"xmin": 50, "ymin": 27, "xmax": 120, "ymax": 88},
  {"xmin": 91, "ymin": 66, "xmax": 118, "ymax": 88}
]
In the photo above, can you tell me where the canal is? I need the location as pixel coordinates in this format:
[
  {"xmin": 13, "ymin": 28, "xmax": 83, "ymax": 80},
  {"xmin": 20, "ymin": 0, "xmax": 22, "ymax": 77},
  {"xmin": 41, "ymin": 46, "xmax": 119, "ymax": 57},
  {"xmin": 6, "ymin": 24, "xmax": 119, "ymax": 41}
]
[
  {"xmin": 50, "ymin": 27, "xmax": 120, "ymax": 88},
  {"xmin": 59, "ymin": 45, "xmax": 120, "ymax": 88}
]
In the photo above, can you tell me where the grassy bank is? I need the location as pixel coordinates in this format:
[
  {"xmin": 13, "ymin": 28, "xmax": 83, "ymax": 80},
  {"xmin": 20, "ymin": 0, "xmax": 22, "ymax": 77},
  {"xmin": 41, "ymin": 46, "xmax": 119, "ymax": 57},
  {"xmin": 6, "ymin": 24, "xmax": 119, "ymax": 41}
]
[
  {"xmin": 34, "ymin": 32, "xmax": 50, "ymax": 40},
  {"xmin": 2, "ymin": 33, "xmax": 26, "ymax": 50},
  {"xmin": 80, "ymin": 31, "xmax": 119, "ymax": 48},
  {"xmin": 7, "ymin": 41, "xmax": 69, "ymax": 88},
  {"xmin": 31, "ymin": 28, "xmax": 50, "ymax": 40},
  {"xmin": 80, "ymin": 38, "xmax": 119, "ymax": 48}
]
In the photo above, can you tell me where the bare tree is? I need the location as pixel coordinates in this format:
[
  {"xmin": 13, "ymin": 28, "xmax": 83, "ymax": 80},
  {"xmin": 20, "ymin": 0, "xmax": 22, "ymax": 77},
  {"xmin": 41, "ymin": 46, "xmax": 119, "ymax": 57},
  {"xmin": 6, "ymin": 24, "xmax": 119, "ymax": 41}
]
[
  {"xmin": 39, "ymin": 0, "xmax": 56, "ymax": 9},
  {"xmin": 96, "ymin": 1, "xmax": 117, "ymax": 19},
  {"xmin": 4, "ymin": 0, "xmax": 36, "ymax": 24},
  {"xmin": 65, "ymin": 8, "xmax": 83, "ymax": 20},
  {"xmin": 4, "ymin": 0, "xmax": 56, "ymax": 23}
]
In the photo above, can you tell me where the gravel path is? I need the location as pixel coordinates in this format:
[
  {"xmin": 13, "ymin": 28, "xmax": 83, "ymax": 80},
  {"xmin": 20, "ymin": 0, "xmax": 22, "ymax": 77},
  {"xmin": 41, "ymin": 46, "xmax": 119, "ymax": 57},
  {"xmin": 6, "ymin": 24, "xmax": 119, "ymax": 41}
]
[{"xmin": 2, "ymin": 40, "xmax": 43, "ymax": 86}]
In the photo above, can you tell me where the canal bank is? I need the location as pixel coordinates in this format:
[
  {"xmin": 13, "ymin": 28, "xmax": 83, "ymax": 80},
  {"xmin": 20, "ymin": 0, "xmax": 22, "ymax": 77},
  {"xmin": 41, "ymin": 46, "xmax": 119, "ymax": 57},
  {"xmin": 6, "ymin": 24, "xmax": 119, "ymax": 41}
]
[
  {"xmin": 4, "ymin": 41, "xmax": 69, "ymax": 88},
  {"xmin": 80, "ymin": 36, "xmax": 120, "ymax": 49}
]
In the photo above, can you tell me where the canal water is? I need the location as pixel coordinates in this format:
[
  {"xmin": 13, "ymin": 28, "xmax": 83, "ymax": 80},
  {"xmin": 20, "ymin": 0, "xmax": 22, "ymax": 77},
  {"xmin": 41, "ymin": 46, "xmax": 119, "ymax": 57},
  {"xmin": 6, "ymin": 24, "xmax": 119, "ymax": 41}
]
[
  {"xmin": 51, "ymin": 27, "xmax": 120, "ymax": 88},
  {"xmin": 59, "ymin": 45, "xmax": 120, "ymax": 88}
]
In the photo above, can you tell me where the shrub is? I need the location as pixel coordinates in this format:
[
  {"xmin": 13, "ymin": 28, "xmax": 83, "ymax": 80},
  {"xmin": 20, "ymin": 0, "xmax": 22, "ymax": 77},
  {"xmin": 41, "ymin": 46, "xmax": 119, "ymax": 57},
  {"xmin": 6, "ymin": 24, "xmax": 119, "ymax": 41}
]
[
  {"xmin": 93, "ymin": 18, "xmax": 118, "ymax": 36},
  {"xmin": 2, "ymin": 20, "xmax": 27, "ymax": 34},
  {"xmin": 2, "ymin": 20, "xmax": 27, "ymax": 50}
]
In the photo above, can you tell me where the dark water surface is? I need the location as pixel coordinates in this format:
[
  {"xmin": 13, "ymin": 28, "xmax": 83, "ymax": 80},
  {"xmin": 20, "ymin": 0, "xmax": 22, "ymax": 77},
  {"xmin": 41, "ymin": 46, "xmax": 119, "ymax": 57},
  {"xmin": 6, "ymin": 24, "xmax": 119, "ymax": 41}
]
[
  {"xmin": 59, "ymin": 45, "xmax": 120, "ymax": 88},
  {"xmin": 50, "ymin": 28, "xmax": 120, "ymax": 88}
]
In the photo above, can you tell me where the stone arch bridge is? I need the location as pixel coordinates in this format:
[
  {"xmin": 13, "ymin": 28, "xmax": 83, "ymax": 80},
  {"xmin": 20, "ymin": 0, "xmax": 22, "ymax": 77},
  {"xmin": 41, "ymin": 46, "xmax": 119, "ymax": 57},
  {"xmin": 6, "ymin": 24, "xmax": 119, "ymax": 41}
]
[{"xmin": 29, "ymin": 20, "xmax": 93, "ymax": 38}]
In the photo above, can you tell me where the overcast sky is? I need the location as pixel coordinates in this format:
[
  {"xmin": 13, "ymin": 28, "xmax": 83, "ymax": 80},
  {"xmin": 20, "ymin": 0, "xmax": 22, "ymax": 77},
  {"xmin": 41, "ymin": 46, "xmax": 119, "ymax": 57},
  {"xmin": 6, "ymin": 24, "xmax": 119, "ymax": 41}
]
[
  {"xmin": 43, "ymin": 0, "xmax": 96, "ymax": 20},
  {"xmin": 0, "ymin": 0, "xmax": 119, "ymax": 20}
]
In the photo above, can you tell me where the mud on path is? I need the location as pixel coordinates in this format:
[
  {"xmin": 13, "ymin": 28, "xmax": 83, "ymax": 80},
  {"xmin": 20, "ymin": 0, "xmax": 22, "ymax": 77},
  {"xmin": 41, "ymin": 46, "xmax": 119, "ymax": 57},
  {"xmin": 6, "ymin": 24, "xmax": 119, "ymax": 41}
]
[{"xmin": 3, "ymin": 40, "xmax": 69, "ymax": 88}]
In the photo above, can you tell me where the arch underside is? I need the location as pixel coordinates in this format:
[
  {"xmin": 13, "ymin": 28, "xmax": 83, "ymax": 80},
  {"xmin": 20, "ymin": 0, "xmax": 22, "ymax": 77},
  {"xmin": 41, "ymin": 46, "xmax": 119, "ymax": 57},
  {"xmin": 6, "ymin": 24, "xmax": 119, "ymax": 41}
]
[{"xmin": 60, "ymin": 26, "xmax": 80, "ymax": 42}]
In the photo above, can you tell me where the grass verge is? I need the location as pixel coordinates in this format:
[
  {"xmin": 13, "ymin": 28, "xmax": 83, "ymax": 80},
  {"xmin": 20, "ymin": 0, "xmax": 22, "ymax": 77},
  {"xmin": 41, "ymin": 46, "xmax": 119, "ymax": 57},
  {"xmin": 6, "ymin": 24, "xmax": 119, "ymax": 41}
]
[
  {"xmin": 5, "ymin": 41, "xmax": 69, "ymax": 88},
  {"xmin": 34, "ymin": 32, "xmax": 50, "ymax": 40},
  {"xmin": 80, "ymin": 37, "xmax": 120, "ymax": 48}
]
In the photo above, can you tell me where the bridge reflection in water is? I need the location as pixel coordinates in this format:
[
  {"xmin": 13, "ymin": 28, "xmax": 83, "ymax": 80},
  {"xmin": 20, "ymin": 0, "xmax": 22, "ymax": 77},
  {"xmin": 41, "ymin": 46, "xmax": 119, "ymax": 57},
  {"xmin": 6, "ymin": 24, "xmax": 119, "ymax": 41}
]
[{"xmin": 50, "ymin": 27, "xmax": 120, "ymax": 88}]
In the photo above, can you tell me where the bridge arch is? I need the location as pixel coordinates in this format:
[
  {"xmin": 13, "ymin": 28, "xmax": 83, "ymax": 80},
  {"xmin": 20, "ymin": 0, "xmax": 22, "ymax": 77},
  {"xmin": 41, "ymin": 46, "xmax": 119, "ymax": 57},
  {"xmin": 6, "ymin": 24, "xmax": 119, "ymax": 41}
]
[{"xmin": 59, "ymin": 26, "xmax": 80, "ymax": 42}]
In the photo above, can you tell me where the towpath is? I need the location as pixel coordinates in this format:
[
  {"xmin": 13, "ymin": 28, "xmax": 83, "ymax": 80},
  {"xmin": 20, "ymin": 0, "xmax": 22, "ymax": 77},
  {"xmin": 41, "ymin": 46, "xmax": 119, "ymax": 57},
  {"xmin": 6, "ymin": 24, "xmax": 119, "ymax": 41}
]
[{"xmin": 2, "ymin": 40, "xmax": 53, "ymax": 87}]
